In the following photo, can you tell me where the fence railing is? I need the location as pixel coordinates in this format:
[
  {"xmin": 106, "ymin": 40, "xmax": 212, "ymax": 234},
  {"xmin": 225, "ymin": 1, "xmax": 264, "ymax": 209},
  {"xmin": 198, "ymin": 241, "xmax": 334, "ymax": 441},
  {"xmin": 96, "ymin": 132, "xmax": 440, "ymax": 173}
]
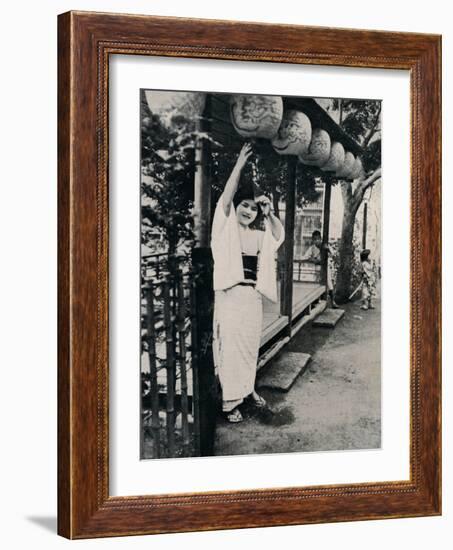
[
  {"xmin": 141, "ymin": 253, "xmax": 322, "ymax": 458},
  {"xmin": 276, "ymin": 259, "xmax": 322, "ymax": 284},
  {"xmin": 141, "ymin": 255, "xmax": 200, "ymax": 459}
]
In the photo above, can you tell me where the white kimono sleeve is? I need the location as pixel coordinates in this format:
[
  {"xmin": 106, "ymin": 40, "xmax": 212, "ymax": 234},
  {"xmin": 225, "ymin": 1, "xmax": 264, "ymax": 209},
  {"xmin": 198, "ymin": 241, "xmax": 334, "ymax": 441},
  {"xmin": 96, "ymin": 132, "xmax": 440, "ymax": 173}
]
[
  {"xmin": 210, "ymin": 194, "xmax": 244, "ymax": 291},
  {"xmin": 256, "ymin": 217, "xmax": 285, "ymax": 302}
]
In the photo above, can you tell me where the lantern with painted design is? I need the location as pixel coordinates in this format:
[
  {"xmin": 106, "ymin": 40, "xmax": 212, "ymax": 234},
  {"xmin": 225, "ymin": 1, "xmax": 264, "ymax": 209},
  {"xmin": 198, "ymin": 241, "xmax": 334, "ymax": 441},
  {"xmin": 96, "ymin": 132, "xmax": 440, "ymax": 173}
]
[
  {"xmin": 299, "ymin": 128, "xmax": 331, "ymax": 167},
  {"xmin": 230, "ymin": 94, "xmax": 283, "ymax": 139},
  {"xmin": 336, "ymin": 151, "xmax": 356, "ymax": 178},
  {"xmin": 349, "ymin": 157, "xmax": 364, "ymax": 179},
  {"xmin": 144, "ymin": 90, "xmax": 206, "ymax": 130},
  {"xmin": 320, "ymin": 141, "xmax": 345, "ymax": 173},
  {"xmin": 271, "ymin": 110, "xmax": 312, "ymax": 156}
]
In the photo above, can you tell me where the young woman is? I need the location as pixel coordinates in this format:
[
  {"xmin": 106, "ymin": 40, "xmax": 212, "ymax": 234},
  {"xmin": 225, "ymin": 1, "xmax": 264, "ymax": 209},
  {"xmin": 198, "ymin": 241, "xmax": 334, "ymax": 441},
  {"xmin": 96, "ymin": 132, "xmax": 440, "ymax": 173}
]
[{"xmin": 211, "ymin": 143, "xmax": 284, "ymax": 423}]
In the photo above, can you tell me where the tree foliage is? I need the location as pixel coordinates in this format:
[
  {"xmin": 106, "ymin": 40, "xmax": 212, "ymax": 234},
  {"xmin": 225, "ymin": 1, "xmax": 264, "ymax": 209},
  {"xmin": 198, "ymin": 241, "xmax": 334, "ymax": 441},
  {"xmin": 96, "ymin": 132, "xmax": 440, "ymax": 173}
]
[
  {"xmin": 330, "ymin": 98, "xmax": 382, "ymax": 302},
  {"xmin": 141, "ymin": 91, "xmax": 196, "ymax": 256}
]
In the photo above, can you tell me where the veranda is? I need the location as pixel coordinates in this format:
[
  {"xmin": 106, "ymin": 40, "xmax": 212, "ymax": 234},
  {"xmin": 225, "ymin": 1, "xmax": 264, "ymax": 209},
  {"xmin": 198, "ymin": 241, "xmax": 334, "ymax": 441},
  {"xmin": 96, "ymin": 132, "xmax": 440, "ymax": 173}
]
[{"xmin": 141, "ymin": 92, "xmax": 363, "ymax": 458}]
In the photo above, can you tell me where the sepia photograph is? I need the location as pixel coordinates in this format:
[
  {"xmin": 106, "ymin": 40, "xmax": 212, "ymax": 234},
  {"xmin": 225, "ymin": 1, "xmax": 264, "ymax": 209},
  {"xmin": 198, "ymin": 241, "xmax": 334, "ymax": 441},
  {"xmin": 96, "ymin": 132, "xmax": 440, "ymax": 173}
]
[{"xmin": 140, "ymin": 89, "xmax": 382, "ymax": 459}]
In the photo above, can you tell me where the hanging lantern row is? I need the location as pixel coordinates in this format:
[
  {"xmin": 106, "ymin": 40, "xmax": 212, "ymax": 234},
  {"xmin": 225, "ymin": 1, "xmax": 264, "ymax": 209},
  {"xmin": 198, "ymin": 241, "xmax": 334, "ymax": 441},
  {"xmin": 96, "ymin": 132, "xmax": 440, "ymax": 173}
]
[
  {"xmin": 145, "ymin": 91, "xmax": 364, "ymax": 180},
  {"xmin": 229, "ymin": 94, "xmax": 363, "ymax": 180}
]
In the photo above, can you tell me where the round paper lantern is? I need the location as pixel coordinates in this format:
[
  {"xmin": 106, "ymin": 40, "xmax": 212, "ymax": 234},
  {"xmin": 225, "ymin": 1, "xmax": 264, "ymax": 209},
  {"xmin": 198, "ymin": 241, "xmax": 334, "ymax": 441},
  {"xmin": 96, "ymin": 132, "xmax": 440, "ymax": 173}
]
[
  {"xmin": 320, "ymin": 141, "xmax": 345, "ymax": 173},
  {"xmin": 230, "ymin": 94, "xmax": 283, "ymax": 139},
  {"xmin": 144, "ymin": 90, "xmax": 206, "ymax": 129},
  {"xmin": 349, "ymin": 157, "xmax": 364, "ymax": 179},
  {"xmin": 336, "ymin": 151, "xmax": 356, "ymax": 178},
  {"xmin": 271, "ymin": 110, "xmax": 312, "ymax": 156},
  {"xmin": 299, "ymin": 128, "xmax": 331, "ymax": 167}
]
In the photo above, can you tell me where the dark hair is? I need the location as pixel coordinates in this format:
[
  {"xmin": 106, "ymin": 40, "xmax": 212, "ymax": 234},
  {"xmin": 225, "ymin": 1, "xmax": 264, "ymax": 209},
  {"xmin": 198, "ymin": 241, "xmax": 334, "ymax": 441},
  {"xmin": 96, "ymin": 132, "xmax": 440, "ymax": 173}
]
[
  {"xmin": 360, "ymin": 249, "xmax": 371, "ymax": 262},
  {"xmin": 233, "ymin": 189, "xmax": 255, "ymax": 208},
  {"xmin": 312, "ymin": 230, "xmax": 322, "ymax": 239},
  {"xmin": 232, "ymin": 172, "xmax": 266, "ymax": 230}
]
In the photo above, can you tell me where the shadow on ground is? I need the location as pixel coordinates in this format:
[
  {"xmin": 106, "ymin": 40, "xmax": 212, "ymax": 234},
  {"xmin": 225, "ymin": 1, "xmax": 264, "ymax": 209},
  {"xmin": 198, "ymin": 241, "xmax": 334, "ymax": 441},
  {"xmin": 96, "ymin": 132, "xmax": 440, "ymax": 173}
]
[{"xmin": 214, "ymin": 294, "xmax": 381, "ymax": 458}]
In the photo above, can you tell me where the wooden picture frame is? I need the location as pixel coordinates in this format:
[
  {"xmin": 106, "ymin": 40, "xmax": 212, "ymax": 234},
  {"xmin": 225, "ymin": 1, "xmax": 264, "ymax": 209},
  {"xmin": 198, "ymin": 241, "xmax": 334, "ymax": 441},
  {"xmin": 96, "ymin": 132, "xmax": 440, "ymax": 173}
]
[{"xmin": 58, "ymin": 10, "xmax": 441, "ymax": 539}]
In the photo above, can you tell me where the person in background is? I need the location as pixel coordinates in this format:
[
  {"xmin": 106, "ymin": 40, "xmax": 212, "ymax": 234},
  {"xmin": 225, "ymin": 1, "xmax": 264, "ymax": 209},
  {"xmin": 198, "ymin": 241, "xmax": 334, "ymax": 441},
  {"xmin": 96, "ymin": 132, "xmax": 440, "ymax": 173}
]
[
  {"xmin": 359, "ymin": 248, "xmax": 377, "ymax": 310},
  {"xmin": 211, "ymin": 143, "xmax": 285, "ymax": 423},
  {"xmin": 302, "ymin": 229, "xmax": 338, "ymax": 309}
]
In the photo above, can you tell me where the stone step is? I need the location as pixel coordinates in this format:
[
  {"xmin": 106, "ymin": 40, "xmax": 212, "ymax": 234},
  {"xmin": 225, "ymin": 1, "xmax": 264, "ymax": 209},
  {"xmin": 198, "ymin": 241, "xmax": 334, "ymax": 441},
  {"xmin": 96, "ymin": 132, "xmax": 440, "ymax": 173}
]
[
  {"xmin": 312, "ymin": 307, "xmax": 345, "ymax": 328},
  {"xmin": 257, "ymin": 352, "xmax": 311, "ymax": 392}
]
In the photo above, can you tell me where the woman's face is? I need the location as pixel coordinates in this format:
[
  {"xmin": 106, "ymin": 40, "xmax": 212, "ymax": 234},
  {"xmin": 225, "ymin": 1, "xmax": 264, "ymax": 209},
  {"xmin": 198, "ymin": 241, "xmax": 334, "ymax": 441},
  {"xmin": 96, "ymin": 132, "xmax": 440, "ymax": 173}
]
[{"xmin": 236, "ymin": 199, "xmax": 258, "ymax": 226}]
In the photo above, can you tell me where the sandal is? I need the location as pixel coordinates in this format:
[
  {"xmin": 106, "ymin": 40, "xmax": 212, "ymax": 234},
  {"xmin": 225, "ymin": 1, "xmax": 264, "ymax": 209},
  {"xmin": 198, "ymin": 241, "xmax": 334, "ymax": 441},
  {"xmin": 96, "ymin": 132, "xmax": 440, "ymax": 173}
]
[{"xmin": 225, "ymin": 408, "xmax": 243, "ymax": 423}]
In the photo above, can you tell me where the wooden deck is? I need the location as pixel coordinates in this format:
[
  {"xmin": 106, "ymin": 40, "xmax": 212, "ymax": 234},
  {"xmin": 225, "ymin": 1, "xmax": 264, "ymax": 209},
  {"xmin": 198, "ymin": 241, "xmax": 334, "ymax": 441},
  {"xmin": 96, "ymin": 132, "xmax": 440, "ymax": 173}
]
[
  {"xmin": 143, "ymin": 282, "xmax": 325, "ymax": 395},
  {"xmin": 261, "ymin": 282, "xmax": 325, "ymax": 346}
]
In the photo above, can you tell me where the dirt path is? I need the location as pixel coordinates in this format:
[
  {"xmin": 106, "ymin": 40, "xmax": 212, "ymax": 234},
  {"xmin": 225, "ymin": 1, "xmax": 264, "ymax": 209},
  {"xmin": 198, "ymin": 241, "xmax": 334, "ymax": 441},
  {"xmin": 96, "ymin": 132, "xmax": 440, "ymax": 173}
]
[{"xmin": 214, "ymin": 293, "xmax": 381, "ymax": 457}]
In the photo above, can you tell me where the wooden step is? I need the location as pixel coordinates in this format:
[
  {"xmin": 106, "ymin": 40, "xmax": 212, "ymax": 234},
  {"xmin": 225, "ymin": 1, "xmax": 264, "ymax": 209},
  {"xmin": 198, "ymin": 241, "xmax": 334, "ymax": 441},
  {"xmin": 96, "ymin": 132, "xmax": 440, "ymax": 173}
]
[
  {"xmin": 257, "ymin": 352, "xmax": 311, "ymax": 391},
  {"xmin": 312, "ymin": 308, "xmax": 345, "ymax": 328}
]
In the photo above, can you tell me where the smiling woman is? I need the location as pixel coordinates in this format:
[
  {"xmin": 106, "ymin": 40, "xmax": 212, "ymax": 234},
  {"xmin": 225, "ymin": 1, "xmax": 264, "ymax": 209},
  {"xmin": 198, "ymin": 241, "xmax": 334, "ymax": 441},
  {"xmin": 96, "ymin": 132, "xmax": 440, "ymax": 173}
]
[
  {"xmin": 139, "ymin": 88, "xmax": 385, "ymax": 459},
  {"xmin": 57, "ymin": 11, "xmax": 441, "ymax": 538},
  {"xmin": 211, "ymin": 144, "xmax": 285, "ymax": 421}
]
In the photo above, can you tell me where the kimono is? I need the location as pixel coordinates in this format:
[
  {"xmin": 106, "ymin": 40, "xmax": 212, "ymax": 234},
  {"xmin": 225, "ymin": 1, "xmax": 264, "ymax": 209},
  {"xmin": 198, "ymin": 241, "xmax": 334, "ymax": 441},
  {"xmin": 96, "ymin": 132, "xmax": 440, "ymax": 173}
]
[
  {"xmin": 361, "ymin": 260, "xmax": 377, "ymax": 304},
  {"xmin": 211, "ymin": 193, "xmax": 284, "ymax": 411}
]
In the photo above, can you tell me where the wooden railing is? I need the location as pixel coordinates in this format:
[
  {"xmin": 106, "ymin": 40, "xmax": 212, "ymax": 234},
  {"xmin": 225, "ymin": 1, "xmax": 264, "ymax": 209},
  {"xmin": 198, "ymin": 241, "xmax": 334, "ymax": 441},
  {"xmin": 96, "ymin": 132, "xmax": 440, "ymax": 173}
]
[
  {"xmin": 277, "ymin": 259, "xmax": 322, "ymax": 284},
  {"xmin": 141, "ymin": 256, "xmax": 200, "ymax": 459}
]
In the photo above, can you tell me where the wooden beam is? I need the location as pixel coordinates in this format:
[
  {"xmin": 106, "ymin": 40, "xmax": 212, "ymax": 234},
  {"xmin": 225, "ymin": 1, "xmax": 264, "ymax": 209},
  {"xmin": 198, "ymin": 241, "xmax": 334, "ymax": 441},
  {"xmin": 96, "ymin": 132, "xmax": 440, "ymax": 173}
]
[
  {"xmin": 320, "ymin": 181, "xmax": 332, "ymax": 288},
  {"xmin": 193, "ymin": 95, "xmax": 212, "ymax": 247},
  {"xmin": 191, "ymin": 95, "xmax": 217, "ymax": 456},
  {"xmin": 281, "ymin": 157, "xmax": 297, "ymax": 330}
]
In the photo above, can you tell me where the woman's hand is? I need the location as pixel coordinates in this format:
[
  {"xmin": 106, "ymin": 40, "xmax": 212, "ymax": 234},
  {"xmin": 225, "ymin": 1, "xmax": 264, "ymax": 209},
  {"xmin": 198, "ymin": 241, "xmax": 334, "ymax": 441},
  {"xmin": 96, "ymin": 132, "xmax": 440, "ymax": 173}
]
[
  {"xmin": 256, "ymin": 195, "xmax": 271, "ymax": 218},
  {"xmin": 222, "ymin": 142, "xmax": 253, "ymax": 216},
  {"xmin": 257, "ymin": 195, "xmax": 282, "ymax": 241},
  {"xmin": 236, "ymin": 142, "xmax": 253, "ymax": 169}
]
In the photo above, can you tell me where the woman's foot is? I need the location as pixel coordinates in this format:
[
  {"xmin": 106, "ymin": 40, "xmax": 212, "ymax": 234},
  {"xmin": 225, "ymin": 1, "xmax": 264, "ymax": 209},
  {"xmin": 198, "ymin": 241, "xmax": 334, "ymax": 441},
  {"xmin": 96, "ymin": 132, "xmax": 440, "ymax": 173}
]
[{"xmin": 225, "ymin": 408, "xmax": 243, "ymax": 423}]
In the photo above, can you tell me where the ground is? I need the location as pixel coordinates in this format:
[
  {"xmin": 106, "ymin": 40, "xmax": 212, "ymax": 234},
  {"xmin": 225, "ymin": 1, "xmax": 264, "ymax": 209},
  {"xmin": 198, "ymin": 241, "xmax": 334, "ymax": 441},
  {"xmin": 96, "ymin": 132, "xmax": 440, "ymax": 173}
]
[{"xmin": 214, "ymin": 290, "xmax": 381, "ymax": 457}]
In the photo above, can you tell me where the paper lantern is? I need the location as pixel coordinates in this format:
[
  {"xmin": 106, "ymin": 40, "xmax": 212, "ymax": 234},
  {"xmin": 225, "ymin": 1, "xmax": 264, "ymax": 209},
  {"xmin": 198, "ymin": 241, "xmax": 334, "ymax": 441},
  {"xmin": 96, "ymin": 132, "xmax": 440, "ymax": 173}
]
[
  {"xmin": 230, "ymin": 94, "xmax": 283, "ymax": 139},
  {"xmin": 299, "ymin": 128, "xmax": 331, "ymax": 167},
  {"xmin": 271, "ymin": 110, "xmax": 312, "ymax": 156},
  {"xmin": 320, "ymin": 141, "xmax": 345, "ymax": 172},
  {"xmin": 349, "ymin": 157, "xmax": 364, "ymax": 179},
  {"xmin": 144, "ymin": 90, "xmax": 206, "ymax": 129},
  {"xmin": 336, "ymin": 151, "xmax": 356, "ymax": 178}
]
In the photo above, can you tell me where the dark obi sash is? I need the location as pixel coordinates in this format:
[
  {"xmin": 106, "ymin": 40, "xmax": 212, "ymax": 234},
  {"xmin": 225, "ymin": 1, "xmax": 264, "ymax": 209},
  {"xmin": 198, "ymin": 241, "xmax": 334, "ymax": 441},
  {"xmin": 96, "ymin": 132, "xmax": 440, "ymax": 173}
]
[{"xmin": 241, "ymin": 254, "xmax": 258, "ymax": 282}]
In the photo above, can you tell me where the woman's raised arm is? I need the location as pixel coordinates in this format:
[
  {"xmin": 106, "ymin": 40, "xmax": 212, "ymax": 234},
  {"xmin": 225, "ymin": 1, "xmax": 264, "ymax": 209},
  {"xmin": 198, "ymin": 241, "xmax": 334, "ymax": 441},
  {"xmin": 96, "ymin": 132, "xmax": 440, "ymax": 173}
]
[{"xmin": 222, "ymin": 143, "xmax": 253, "ymax": 216}]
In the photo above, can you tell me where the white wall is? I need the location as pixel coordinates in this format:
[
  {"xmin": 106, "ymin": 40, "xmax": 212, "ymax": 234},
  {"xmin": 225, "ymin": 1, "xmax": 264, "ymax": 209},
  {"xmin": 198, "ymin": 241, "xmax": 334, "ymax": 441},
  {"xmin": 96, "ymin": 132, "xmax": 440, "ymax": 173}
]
[
  {"xmin": 329, "ymin": 179, "xmax": 382, "ymax": 266},
  {"xmin": 0, "ymin": 1, "xmax": 450, "ymax": 548}
]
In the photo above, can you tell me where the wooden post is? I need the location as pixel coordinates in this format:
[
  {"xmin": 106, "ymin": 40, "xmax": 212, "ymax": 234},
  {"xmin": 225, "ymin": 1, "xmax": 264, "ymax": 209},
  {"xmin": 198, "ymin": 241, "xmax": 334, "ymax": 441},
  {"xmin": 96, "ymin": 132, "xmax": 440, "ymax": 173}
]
[
  {"xmin": 362, "ymin": 202, "xmax": 368, "ymax": 249},
  {"xmin": 193, "ymin": 95, "xmax": 212, "ymax": 247},
  {"xmin": 176, "ymin": 271, "xmax": 190, "ymax": 457},
  {"xmin": 145, "ymin": 284, "xmax": 161, "ymax": 459},
  {"xmin": 191, "ymin": 95, "xmax": 217, "ymax": 457},
  {"xmin": 321, "ymin": 181, "xmax": 332, "ymax": 290},
  {"xmin": 281, "ymin": 157, "xmax": 297, "ymax": 331},
  {"xmin": 190, "ymin": 280, "xmax": 201, "ymax": 456},
  {"xmin": 163, "ymin": 280, "xmax": 176, "ymax": 457},
  {"xmin": 191, "ymin": 248, "xmax": 217, "ymax": 457}
]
